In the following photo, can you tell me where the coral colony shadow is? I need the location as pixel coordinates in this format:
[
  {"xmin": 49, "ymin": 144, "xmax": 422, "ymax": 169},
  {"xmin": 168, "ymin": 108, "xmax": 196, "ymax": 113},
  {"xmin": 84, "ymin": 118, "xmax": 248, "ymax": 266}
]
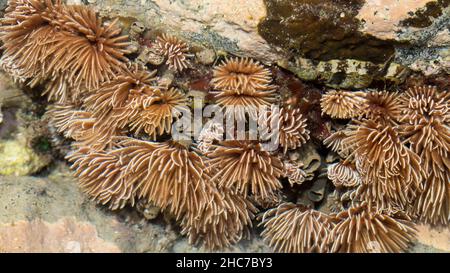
[{"xmin": 0, "ymin": 0, "xmax": 449, "ymax": 253}]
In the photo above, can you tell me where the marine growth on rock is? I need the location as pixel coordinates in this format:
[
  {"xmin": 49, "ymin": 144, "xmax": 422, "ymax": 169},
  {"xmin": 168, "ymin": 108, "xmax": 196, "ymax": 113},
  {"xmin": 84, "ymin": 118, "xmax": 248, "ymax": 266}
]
[{"xmin": 0, "ymin": 0, "xmax": 448, "ymax": 254}]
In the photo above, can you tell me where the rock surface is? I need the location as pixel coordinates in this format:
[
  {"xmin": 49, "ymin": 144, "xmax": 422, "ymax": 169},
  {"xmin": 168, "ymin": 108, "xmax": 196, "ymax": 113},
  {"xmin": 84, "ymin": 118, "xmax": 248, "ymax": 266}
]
[
  {"xmin": 75, "ymin": 0, "xmax": 448, "ymax": 89},
  {"xmin": 0, "ymin": 137, "xmax": 51, "ymax": 176},
  {"xmin": 357, "ymin": 0, "xmax": 435, "ymax": 40},
  {"xmin": 0, "ymin": 165, "xmax": 270, "ymax": 253},
  {"xmin": 414, "ymin": 224, "xmax": 450, "ymax": 252},
  {"xmin": 0, "ymin": 164, "xmax": 447, "ymax": 253},
  {"xmin": 0, "ymin": 71, "xmax": 52, "ymax": 176},
  {"xmin": 357, "ymin": 0, "xmax": 450, "ymax": 76},
  {"xmin": 0, "ymin": 218, "xmax": 121, "ymax": 253},
  {"xmin": 0, "ymin": 0, "xmax": 448, "ymax": 254}
]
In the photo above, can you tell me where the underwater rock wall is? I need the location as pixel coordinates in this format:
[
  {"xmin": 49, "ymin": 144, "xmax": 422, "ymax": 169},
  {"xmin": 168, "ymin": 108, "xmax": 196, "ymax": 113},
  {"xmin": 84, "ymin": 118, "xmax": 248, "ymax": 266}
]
[
  {"xmin": 0, "ymin": 167, "xmax": 270, "ymax": 253},
  {"xmin": 74, "ymin": 0, "xmax": 449, "ymax": 89},
  {"xmin": 0, "ymin": 0, "xmax": 448, "ymax": 253}
]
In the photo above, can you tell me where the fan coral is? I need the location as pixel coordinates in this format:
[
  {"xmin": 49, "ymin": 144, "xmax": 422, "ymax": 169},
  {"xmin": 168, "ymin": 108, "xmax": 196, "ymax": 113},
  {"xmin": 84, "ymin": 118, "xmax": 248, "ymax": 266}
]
[
  {"xmin": 0, "ymin": 0, "xmax": 131, "ymax": 102},
  {"xmin": 128, "ymin": 88, "xmax": 188, "ymax": 139},
  {"xmin": 320, "ymin": 90, "xmax": 365, "ymax": 119},
  {"xmin": 260, "ymin": 106, "xmax": 310, "ymax": 154},
  {"xmin": 83, "ymin": 64, "xmax": 158, "ymax": 129},
  {"xmin": 282, "ymin": 160, "xmax": 308, "ymax": 186},
  {"xmin": 181, "ymin": 187, "xmax": 258, "ymax": 250},
  {"xmin": 323, "ymin": 129, "xmax": 352, "ymax": 158},
  {"xmin": 326, "ymin": 202, "xmax": 416, "ymax": 253},
  {"xmin": 45, "ymin": 5, "xmax": 131, "ymax": 94},
  {"xmin": 399, "ymin": 85, "xmax": 450, "ymax": 225},
  {"xmin": 67, "ymin": 148, "xmax": 135, "ymax": 210},
  {"xmin": 197, "ymin": 121, "xmax": 224, "ymax": 154},
  {"xmin": 211, "ymin": 57, "xmax": 277, "ymax": 121},
  {"xmin": 211, "ymin": 88, "xmax": 277, "ymax": 121},
  {"xmin": 115, "ymin": 137, "xmax": 211, "ymax": 220},
  {"xmin": 47, "ymin": 105, "xmax": 124, "ymax": 151},
  {"xmin": 327, "ymin": 161, "xmax": 361, "ymax": 188},
  {"xmin": 212, "ymin": 57, "xmax": 274, "ymax": 92},
  {"xmin": 260, "ymin": 203, "xmax": 334, "ymax": 253},
  {"xmin": 207, "ymin": 141, "xmax": 283, "ymax": 199},
  {"xmin": 154, "ymin": 33, "xmax": 193, "ymax": 72},
  {"xmin": 362, "ymin": 91, "xmax": 401, "ymax": 125},
  {"xmin": 0, "ymin": 0, "xmax": 61, "ymax": 81},
  {"xmin": 345, "ymin": 120, "xmax": 422, "ymax": 211}
]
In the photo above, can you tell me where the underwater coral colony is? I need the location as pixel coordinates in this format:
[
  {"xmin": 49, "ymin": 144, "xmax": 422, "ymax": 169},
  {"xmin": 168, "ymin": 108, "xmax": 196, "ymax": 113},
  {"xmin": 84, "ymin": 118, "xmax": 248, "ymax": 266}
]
[{"xmin": 0, "ymin": 0, "xmax": 449, "ymax": 253}]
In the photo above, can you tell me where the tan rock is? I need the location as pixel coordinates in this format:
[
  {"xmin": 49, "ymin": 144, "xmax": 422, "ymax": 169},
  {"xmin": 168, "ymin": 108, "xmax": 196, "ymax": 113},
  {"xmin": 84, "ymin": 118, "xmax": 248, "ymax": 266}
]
[
  {"xmin": 357, "ymin": 0, "xmax": 433, "ymax": 40},
  {"xmin": 0, "ymin": 218, "xmax": 120, "ymax": 253},
  {"xmin": 74, "ymin": 0, "xmax": 279, "ymax": 63},
  {"xmin": 416, "ymin": 224, "xmax": 450, "ymax": 252}
]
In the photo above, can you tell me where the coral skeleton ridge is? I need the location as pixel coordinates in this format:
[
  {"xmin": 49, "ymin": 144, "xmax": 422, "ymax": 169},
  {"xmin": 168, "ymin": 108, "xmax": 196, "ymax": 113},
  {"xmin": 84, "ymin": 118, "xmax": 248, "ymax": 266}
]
[{"xmin": 0, "ymin": 0, "xmax": 449, "ymax": 253}]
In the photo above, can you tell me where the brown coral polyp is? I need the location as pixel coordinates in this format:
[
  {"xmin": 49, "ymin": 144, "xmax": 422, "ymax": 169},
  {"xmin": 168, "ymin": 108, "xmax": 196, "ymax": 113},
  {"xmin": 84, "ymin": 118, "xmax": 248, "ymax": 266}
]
[
  {"xmin": 115, "ymin": 138, "xmax": 211, "ymax": 220},
  {"xmin": 212, "ymin": 57, "xmax": 274, "ymax": 93},
  {"xmin": 210, "ymin": 57, "xmax": 278, "ymax": 121},
  {"xmin": 0, "ymin": 0, "xmax": 131, "ymax": 103},
  {"xmin": 321, "ymin": 90, "xmax": 365, "ymax": 119},
  {"xmin": 154, "ymin": 33, "xmax": 193, "ymax": 72},
  {"xmin": 128, "ymin": 88, "xmax": 188, "ymax": 139},
  {"xmin": 67, "ymin": 148, "xmax": 135, "ymax": 210},
  {"xmin": 260, "ymin": 106, "xmax": 310, "ymax": 154},
  {"xmin": 207, "ymin": 140, "xmax": 284, "ymax": 199},
  {"xmin": 326, "ymin": 202, "xmax": 416, "ymax": 253},
  {"xmin": 345, "ymin": 120, "xmax": 422, "ymax": 211},
  {"xmin": 398, "ymin": 85, "xmax": 450, "ymax": 225},
  {"xmin": 362, "ymin": 90, "xmax": 401, "ymax": 125},
  {"xmin": 181, "ymin": 187, "xmax": 258, "ymax": 250},
  {"xmin": 260, "ymin": 203, "xmax": 334, "ymax": 253}
]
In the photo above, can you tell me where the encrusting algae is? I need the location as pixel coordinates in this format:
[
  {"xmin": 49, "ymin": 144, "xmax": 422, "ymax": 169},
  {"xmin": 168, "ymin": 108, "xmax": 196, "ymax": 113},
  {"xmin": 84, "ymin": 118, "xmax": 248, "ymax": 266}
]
[{"xmin": 0, "ymin": 0, "xmax": 449, "ymax": 253}]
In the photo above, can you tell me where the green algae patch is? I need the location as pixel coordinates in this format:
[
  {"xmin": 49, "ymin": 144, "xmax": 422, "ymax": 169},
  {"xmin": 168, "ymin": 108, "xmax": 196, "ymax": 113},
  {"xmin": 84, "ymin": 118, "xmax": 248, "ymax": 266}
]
[
  {"xmin": 0, "ymin": 138, "xmax": 51, "ymax": 176},
  {"xmin": 258, "ymin": 0, "xmax": 395, "ymax": 64}
]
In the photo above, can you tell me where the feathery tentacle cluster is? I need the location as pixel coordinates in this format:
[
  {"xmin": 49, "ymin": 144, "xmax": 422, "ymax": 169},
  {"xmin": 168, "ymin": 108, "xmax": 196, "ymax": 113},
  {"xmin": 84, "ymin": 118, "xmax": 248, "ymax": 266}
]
[
  {"xmin": 260, "ymin": 203, "xmax": 334, "ymax": 253},
  {"xmin": 361, "ymin": 91, "xmax": 401, "ymax": 125},
  {"xmin": 321, "ymin": 90, "xmax": 365, "ymax": 119},
  {"xmin": 67, "ymin": 148, "xmax": 135, "ymax": 210},
  {"xmin": 207, "ymin": 141, "xmax": 284, "ymax": 199},
  {"xmin": 344, "ymin": 120, "xmax": 422, "ymax": 211},
  {"xmin": 181, "ymin": 187, "xmax": 258, "ymax": 250},
  {"xmin": 154, "ymin": 33, "xmax": 193, "ymax": 72},
  {"xmin": 323, "ymin": 129, "xmax": 353, "ymax": 158},
  {"xmin": 211, "ymin": 57, "xmax": 278, "ymax": 120},
  {"xmin": 114, "ymin": 138, "xmax": 211, "ymax": 220},
  {"xmin": 327, "ymin": 161, "xmax": 361, "ymax": 188},
  {"xmin": 47, "ymin": 104, "xmax": 125, "ymax": 151},
  {"xmin": 128, "ymin": 88, "xmax": 188, "ymax": 139},
  {"xmin": 0, "ymin": 0, "xmax": 62, "ymax": 80},
  {"xmin": 260, "ymin": 106, "xmax": 310, "ymax": 154},
  {"xmin": 398, "ymin": 86, "xmax": 450, "ymax": 225},
  {"xmin": 282, "ymin": 160, "xmax": 308, "ymax": 186},
  {"xmin": 0, "ymin": 0, "xmax": 131, "ymax": 103},
  {"xmin": 212, "ymin": 57, "xmax": 273, "ymax": 92},
  {"xmin": 326, "ymin": 202, "xmax": 416, "ymax": 253}
]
